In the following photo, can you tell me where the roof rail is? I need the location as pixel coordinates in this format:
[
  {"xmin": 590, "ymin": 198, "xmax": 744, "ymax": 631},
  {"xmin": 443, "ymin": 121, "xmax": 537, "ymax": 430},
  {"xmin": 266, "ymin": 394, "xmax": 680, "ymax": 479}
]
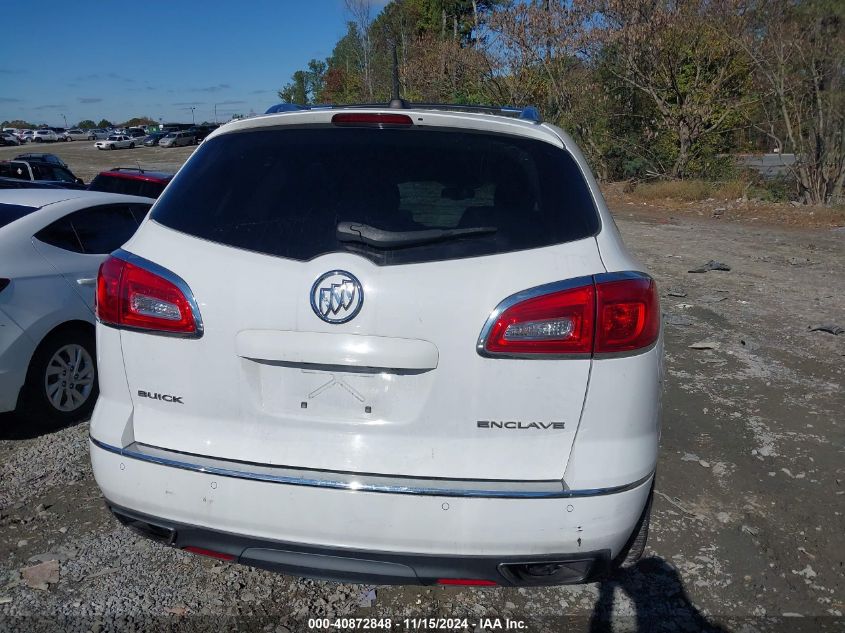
[{"xmin": 264, "ymin": 102, "xmax": 543, "ymax": 123}]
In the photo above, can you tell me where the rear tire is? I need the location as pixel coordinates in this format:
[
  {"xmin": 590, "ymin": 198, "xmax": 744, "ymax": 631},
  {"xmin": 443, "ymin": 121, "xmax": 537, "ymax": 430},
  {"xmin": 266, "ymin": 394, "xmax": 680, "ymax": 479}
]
[
  {"xmin": 130, "ymin": 142, "xmax": 135, "ymax": 148},
  {"xmin": 109, "ymin": 144, "xmax": 115, "ymax": 150},
  {"xmin": 613, "ymin": 484, "xmax": 653, "ymax": 570},
  {"xmin": 20, "ymin": 326, "xmax": 98, "ymax": 426}
]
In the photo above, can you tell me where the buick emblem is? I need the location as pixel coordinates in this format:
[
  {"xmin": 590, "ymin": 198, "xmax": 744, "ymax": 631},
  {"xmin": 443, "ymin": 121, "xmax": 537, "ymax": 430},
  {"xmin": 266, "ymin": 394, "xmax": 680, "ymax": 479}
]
[{"xmin": 310, "ymin": 270, "xmax": 364, "ymax": 324}]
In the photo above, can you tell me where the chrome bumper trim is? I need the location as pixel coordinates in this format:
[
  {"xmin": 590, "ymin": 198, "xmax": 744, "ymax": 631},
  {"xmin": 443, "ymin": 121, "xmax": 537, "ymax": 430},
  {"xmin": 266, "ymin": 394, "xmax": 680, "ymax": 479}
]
[{"xmin": 90, "ymin": 437, "xmax": 653, "ymax": 499}]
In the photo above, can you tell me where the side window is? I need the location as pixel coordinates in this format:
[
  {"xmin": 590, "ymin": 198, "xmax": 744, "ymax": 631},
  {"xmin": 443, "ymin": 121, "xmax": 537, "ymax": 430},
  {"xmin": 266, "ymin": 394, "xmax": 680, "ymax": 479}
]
[
  {"xmin": 34, "ymin": 217, "xmax": 84, "ymax": 253},
  {"xmin": 5, "ymin": 162, "xmax": 29, "ymax": 180},
  {"xmin": 68, "ymin": 204, "xmax": 143, "ymax": 254},
  {"xmin": 128, "ymin": 204, "xmax": 152, "ymax": 223}
]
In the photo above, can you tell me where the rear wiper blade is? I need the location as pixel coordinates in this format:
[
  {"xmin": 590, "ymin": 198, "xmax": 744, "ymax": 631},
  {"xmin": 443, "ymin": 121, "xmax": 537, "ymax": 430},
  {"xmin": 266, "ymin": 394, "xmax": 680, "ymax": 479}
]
[{"xmin": 337, "ymin": 221, "xmax": 497, "ymax": 248}]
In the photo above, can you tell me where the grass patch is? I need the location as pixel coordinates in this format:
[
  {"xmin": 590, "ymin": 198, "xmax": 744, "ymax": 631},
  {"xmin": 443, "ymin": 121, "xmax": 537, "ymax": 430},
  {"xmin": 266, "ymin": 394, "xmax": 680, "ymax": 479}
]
[
  {"xmin": 632, "ymin": 178, "xmax": 776, "ymax": 203},
  {"xmin": 631, "ymin": 179, "xmax": 715, "ymax": 202}
]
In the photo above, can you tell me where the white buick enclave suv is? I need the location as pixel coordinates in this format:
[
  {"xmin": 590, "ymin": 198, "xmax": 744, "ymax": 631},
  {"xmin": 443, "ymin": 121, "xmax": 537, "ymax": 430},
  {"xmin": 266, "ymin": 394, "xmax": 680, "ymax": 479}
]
[{"xmin": 89, "ymin": 105, "xmax": 662, "ymax": 587}]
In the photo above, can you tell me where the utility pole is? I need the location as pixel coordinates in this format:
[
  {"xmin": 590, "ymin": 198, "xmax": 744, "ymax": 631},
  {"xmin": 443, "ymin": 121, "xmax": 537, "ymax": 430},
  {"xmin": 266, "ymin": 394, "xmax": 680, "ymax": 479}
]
[
  {"xmin": 190, "ymin": 106, "xmax": 196, "ymax": 124},
  {"xmin": 61, "ymin": 114, "xmax": 67, "ymax": 128}
]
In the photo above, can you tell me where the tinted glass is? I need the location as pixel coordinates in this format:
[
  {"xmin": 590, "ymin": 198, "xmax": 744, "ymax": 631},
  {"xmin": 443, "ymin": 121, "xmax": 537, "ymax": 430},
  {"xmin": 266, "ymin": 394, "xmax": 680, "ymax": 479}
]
[
  {"xmin": 88, "ymin": 174, "xmax": 166, "ymax": 198},
  {"xmin": 67, "ymin": 204, "xmax": 144, "ymax": 254},
  {"xmin": 0, "ymin": 203, "xmax": 38, "ymax": 229},
  {"xmin": 151, "ymin": 127, "xmax": 600, "ymax": 266},
  {"xmin": 0, "ymin": 163, "xmax": 28, "ymax": 180},
  {"xmin": 34, "ymin": 216, "xmax": 83, "ymax": 252}
]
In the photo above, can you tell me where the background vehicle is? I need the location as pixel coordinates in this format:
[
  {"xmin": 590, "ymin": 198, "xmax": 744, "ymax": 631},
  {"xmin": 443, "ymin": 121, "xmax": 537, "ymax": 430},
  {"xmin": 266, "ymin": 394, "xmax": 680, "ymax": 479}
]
[
  {"xmin": 19, "ymin": 131, "xmax": 35, "ymax": 143},
  {"xmin": 88, "ymin": 129, "xmax": 109, "ymax": 140},
  {"xmin": 30, "ymin": 130, "xmax": 58, "ymax": 143},
  {"xmin": 88, "ymin": 168, "xmax": 173, "ymax": 198},
  {"xmin": 126, "ymin": 128, "xmax": 147, "ymax": 143},
  {"xmin": 14, "ymin": 153, "xmax": 69, "ymax": 168},
  {"xmin": 186, "ymin": 125, "xmax": 217, "ymax": 144},
  {"xmin": 64, "ymin": 129, "xmax": 89, "ymax": 141},
  {"xmin": 0, "ymin": 160, "xmax": 85, "ymax": 189},
  {"xmin": 90, "ymin": 105, "xmax": 662, "ymax": 587},
  {"xmin": 0, "ymin": 132, "xmax": 20, "ymax": 146},
  {"xmin": 51, "ymin": 128, "xmax": 70, "ymax": 142},
  {"xmin": 159, "ymin": 131, "xmax": 194, "ymax": 147},
  {"xmin": 0, "ymin": 189, "xmax": 154, "ymax": 422},
  {"xmin": 95, "ymin": 135, "xmax": 135, "ymax": 150},
  {"xmin": 143, "ymin": 132, "xmax": 167, "ymax": 147}
]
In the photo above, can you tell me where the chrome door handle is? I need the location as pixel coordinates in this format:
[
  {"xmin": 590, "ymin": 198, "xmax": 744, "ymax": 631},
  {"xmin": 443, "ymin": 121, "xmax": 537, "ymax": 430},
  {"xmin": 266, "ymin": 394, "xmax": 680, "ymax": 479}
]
[{"xmin": 77, "ymin": 278, "xmax": 96, "ymax": 286}]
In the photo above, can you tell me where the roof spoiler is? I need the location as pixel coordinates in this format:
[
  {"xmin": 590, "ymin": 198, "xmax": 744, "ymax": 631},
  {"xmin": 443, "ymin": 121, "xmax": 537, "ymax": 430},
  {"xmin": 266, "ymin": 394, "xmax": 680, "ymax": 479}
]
[{"xmin": 263, "ymin": 102, "xmax": 542, "ymax": 123}]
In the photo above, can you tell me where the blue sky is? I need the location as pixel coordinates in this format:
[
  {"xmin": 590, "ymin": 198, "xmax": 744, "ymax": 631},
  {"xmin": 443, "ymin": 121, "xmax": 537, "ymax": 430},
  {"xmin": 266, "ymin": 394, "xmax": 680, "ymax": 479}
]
[{"xmin": 0, "ymin": 0, "xmax": 383, "ymax": 126}]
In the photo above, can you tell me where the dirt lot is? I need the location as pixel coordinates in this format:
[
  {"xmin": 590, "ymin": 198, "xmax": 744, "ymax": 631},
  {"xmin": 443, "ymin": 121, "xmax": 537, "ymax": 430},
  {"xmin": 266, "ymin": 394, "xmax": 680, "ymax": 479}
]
[
  {"xmin": 0, "ymin": 143, "xmax": 843, "ymax": 632},
  {"xmin": 0, "ymin": 139, "xmax": 195, "ymax": 182}
]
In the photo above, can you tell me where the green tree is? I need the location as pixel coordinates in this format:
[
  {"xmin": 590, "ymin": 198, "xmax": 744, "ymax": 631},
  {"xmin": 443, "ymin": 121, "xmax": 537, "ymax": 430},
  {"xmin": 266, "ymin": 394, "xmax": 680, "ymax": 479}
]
[
  {"xmin": 122, "ymin": 116, "xmax": 157, "ymax": 127},
  {"xmin": 97, "ymin": 119, "xmax": 113, "ymax": 128},
  {"xmin": 77, "ymin": 120, "xmax": 97, "ymax": 129},
  {"xmin": 3, "ymin": 119, "xmax": 34, "ymax": 129},
  {"xmin": 278, "ymin": 59, "xmax": 327, "ymax": 104}
]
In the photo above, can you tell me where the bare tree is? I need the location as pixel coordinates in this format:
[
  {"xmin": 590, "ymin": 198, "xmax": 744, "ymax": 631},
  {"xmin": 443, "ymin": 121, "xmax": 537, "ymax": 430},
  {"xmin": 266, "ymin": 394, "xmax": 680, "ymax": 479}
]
[
  {"xmin": 734, "ymin": 0, "xmax": 845, "ymax": 205},
  {"xmin": 592, "ymin": 0, "xmax": 752, "ymax": 178},
  {"xmin": 346, "ymin": 0, "xmax": 376, "ymax": 100}
]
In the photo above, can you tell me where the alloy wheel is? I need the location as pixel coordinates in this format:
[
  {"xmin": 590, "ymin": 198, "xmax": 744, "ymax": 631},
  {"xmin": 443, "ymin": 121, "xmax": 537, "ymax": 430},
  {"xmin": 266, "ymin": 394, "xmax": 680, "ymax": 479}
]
[{"xmin": 44, "ymin": 344, "xmax": 95, "ymax": 412}]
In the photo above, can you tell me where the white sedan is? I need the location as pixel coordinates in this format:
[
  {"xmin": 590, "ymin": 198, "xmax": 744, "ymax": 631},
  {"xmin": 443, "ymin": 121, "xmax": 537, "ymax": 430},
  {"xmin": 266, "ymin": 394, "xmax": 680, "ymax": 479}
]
[
  {"xmin": 95, "ymin": 135, "xmax": 136, "ymax": 150},
  {"xmin": 0, "ymin": 189, "xmax": 154, "ymax": 422}
]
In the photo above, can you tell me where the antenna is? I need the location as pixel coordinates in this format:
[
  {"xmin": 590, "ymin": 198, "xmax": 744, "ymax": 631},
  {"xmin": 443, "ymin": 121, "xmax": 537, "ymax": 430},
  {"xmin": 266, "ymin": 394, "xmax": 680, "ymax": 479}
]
[{"xmin": 388, "ymin": 45, "xmax": 408, "ymax": 109}]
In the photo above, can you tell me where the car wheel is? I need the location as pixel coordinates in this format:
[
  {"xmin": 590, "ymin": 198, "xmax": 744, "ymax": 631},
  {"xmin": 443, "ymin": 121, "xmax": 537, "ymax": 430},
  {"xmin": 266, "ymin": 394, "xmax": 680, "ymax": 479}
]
[
  {"xmin": 613, "ymin": 484, "xmax": 653, "ymax": 570},
  {"xmin": 35, "ymin": 138, "xmax": 42, "ymax": 143},
  {"xmin": 110, "ymin": 144, "xmax": 115, "ymax": 150},
  {"xmin": 20, "ymin": 326, "xmax": 98, "ymax": 425},
  {"xmin": 130, "ymin": 142, "xmax": 135, "ymax": 148}
]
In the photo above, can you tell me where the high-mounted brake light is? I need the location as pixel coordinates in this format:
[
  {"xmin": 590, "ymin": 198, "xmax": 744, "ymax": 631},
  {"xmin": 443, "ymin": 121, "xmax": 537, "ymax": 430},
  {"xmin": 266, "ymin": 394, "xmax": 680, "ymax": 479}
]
[
  {"xmin": 96, "ymin": 254, "xmax": 202, "ymax": 337},
  {"xmin": 479, "ymin": 273, "xmax": 659, "ymax": 357},
  {"xmin": 331, "ymin": 112, "xmax": 414, "ymax": 127}
]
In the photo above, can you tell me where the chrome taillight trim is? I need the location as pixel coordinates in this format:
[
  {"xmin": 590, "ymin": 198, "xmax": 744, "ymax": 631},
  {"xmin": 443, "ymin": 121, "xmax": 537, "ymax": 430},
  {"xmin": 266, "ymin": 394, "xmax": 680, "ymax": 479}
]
[
  {"xmin": 90, "ymin": 436, "xmax": 654, "ymax": 499},
  {"xmin": 100, "ymin": 248, "xmax": 204, "ymax": 339}
]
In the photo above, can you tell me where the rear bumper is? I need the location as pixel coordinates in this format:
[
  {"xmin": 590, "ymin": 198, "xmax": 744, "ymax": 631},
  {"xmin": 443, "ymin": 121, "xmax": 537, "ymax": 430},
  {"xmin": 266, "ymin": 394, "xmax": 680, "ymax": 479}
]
[
  {"xmin": 90, "ymin": 438, "xmax": 653, "ymax": 585},
  {"xmin": 107, "ymin": 502, "xmax": 610, "ymax": 586}
]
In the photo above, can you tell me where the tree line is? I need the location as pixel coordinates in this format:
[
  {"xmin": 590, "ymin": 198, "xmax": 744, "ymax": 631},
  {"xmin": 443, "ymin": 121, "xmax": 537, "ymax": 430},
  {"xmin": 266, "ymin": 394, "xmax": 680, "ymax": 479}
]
[
  {"xmin": 1, "ymin": 117, "xmax": 158, "ymax": 131},
  {"xmin": 278, "ymin": 0, "xmax": 844, "ymax": 206}
]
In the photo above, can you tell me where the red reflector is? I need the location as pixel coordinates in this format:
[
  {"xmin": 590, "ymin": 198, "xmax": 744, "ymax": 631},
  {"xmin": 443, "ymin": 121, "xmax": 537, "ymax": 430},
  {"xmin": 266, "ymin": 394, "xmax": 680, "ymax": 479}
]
[
  {"xmin": 436, "ymin": 578, "xmax": 498, "ymax": 586},
  {"xmin": 484, "ymin": 285, "xmax": 595, "ymax": 355},
  {"xmin": 183, "ymin": 546, "xmax": 235, "ymax": 561},
  {"xmin": 331, "ymin": 112, "xmax": 414, "ymax": 127},
  {"xmin": 594, "ymin": 277, "xmax": 659, "ymax": 354},
  {"xmin": 96, "ymin": 255, "xmax": 199, "ymax": 336}
]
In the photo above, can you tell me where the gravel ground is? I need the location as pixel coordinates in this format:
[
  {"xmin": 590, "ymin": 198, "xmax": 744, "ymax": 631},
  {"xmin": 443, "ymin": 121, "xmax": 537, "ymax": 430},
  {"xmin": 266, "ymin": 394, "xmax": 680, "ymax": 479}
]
[{"xmin": 0, "ymin": 156, "xmax": 843, "ymax": 632}]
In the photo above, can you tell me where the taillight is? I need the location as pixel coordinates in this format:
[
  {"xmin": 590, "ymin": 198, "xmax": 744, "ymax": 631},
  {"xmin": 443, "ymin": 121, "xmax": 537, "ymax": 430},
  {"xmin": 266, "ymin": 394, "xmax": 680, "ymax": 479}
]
[
  {"xmin": 96, "ymin": 254, "xmax": 202, "ymax": 337},
  {"xmin": 594, "ymin": 276, "xmax": 659, "ymax": 354},
  {"xmin": 331, "ymin": 112, "xmax": 414, "ymax": 127},
  {"xmin": 478, "ymin": 273, "xmax": 658, "ymax": 358},
  {"xmin": 482, "ymin": 284, "xmax": 595, "ymax": 356}
]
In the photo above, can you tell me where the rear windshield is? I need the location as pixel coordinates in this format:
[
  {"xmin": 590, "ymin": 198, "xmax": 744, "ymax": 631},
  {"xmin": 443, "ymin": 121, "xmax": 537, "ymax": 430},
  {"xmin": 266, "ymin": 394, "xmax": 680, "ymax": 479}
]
[
  {"xmin": 151, "ymin": 127, "xmax": 600, "ymax": 265},
  {"xmin": 89, "ymin": 174, "xmax": 166, "ymax": 198},
  {"xmin": 0, "ymin": 203, "xmax": 38, "ymax": 229}
]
